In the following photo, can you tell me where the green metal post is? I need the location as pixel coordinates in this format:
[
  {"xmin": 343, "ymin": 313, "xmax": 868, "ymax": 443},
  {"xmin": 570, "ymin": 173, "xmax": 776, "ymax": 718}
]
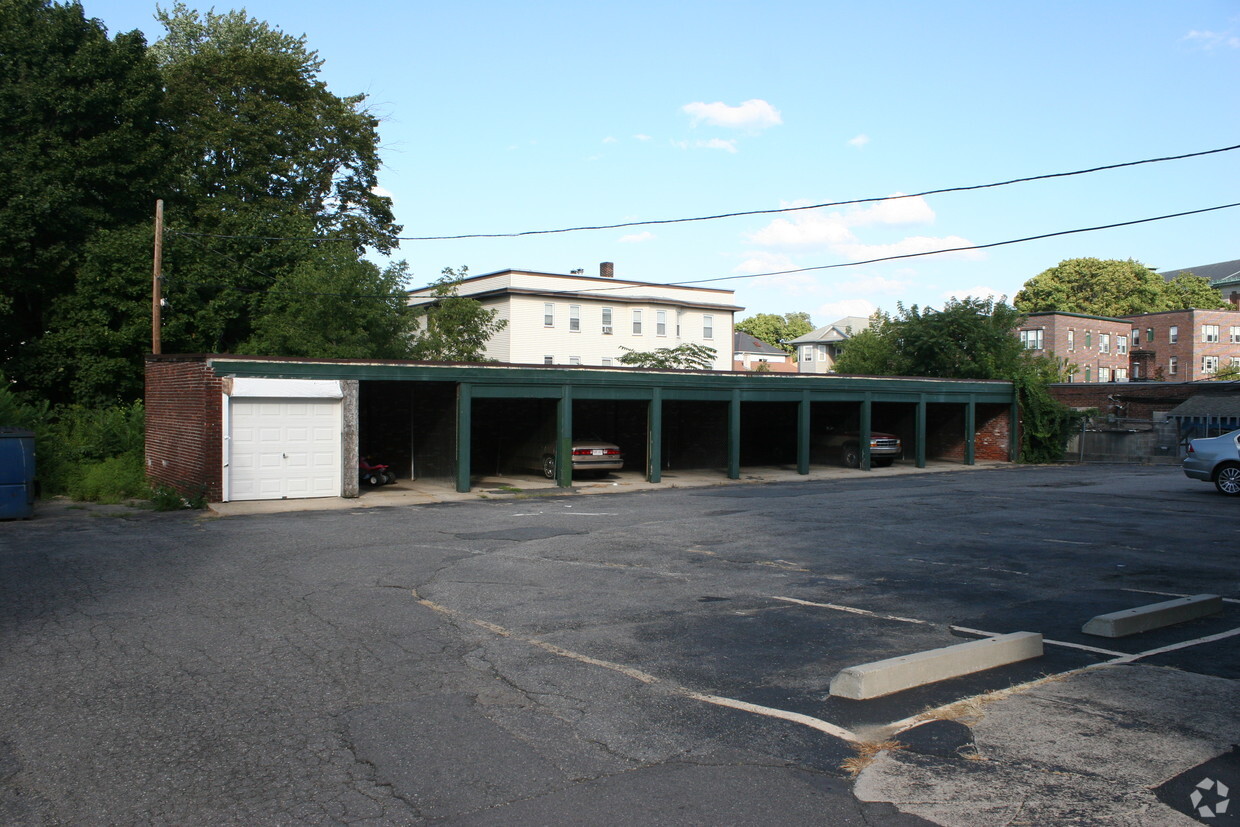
[
  {"xmin": 965, "ymin": 394, "xmax": 976, "ymax": 466},
  {"xmin": 1010, "ymin": 397, "xmax": 1021, "ymax": 463},
  {"xmin": 648, "ymin": 389, "xmax": 663, "ymax": 483},
  {"xmin": 916, "ymin": 395, "xmax": 927, "ymax": 468},
  {"xmin": 557, "ymin": 386, "xmax": 573, "ymax": 487},
  {"xmin": 728, "ymin": 390, "xmax": 741, "ymax": 479},
  {"xmin": 860, "ymin": 393, "xmax": 872, "ymax": 471},
  {"xmin": 797, "ymin": 390, "xmax": 811, "ymax": 475},
  {"xmin": 455, "ymin": 382, "xmax": 472, "ymax": 493}
]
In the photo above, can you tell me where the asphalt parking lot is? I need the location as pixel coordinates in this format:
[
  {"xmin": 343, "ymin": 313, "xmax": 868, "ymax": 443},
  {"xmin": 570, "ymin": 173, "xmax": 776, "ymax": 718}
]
[{"xmin": 1, "ymin": 463, "xmax": 1237, "ymax": 825}]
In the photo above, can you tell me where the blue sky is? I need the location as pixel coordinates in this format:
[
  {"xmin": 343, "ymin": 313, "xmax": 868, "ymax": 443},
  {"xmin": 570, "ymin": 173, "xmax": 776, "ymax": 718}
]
[{"xmin": 94, "ymin": 1, "xmax": 1240, "ymax": 325}]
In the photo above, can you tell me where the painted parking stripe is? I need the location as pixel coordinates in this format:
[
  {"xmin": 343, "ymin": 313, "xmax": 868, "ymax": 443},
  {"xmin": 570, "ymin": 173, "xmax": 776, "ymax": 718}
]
[
  {"xmin": 412, "ymin": 591, "xmax": 861, "ymax": 743},
  {"xmin": 1108, "ymin": 626, "xmax": 1240, "ymax": 664},
  {"xmin": 1122, "ymin": 587, "xmax": 1240, "ymax": 605},
  {"xmin": 950, "ymin": 625, "xmax": 1126, "ymax": 657},
  {"xmin": 773, "ymin": 596, "xmax": 937, "ymax": 627}
]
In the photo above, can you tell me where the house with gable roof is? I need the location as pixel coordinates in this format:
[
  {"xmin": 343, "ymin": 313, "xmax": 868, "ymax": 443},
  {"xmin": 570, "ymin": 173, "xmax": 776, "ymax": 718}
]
[{"xmin": 787, "ymin": 316, "xmax": 871, "ymax": 374}]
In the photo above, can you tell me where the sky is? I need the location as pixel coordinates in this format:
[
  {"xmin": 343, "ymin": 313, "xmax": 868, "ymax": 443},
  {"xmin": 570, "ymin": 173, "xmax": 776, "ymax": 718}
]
[{"xmin": 93, "ymin": 0, "xmax": 1240, "ymax": 327}]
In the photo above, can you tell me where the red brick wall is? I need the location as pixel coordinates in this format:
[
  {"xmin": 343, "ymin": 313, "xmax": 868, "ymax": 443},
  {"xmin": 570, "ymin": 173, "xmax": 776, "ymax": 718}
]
[
  {"xmin": 976, "ymin": 405, "xmax": 1012, "ymax": 461},
  {"xmin": 1122, "ymin": 309, "xmax": 1240, "ymax": 381},
  {"xmin": 1049, "ymin": 382, "xmax": 1196, "ymax": 419},
  {"xmin": 144, "ymin": 357, "xmax": 223, "ymax": 500},
  {"xmin": 925, "ymin": 403, "xmax": 1012, "ymax": 462}
]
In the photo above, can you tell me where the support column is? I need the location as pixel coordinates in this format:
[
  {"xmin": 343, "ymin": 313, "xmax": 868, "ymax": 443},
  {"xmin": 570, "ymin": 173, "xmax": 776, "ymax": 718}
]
[
  {"xmin": 556, "ymin": 386, "xmax": 573, "ymax": 487},
  {"xmin": 797, "ymin": 390, "xmax": 811, "ymax": 475},
  {"xmin": 965, "ymin": 394, "xmax": 977, "ymax": 466},
  {"xmin": 455, "ymin": 383, "xmax": 472, "ymax": 493},
  {"xmin": 860, "ymin": 393, "xmax": 873, "ymax": 471},
  {"xmin": 1010, "ymin": 396, "xmax": 1021, "ymax": 463},
  {"xmin": 342, "ymin": 380, "xmax": 360, "ymax": 498},
  {"xmin": 916, "ymin": 395, "xmax": 927, "ymax": 468},
  {"xmin": 728, "ymin": 390, "xmax": 741, "ymax": 480},
  {"xmin": 648, "ymin": 389, "xmax": 663, "ymax": 483}
]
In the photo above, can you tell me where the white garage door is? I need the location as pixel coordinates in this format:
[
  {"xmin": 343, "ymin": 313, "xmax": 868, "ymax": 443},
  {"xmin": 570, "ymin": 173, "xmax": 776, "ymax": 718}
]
[{"xmin": 229, "ymin": 398, "xmax": 342, "ymax": 501}]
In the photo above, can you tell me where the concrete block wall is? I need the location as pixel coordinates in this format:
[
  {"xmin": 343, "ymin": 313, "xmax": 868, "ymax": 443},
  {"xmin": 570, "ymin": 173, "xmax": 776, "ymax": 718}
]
[{"xmin": 144, "ymin": 357, "xmax": 223, "ymax": 500}]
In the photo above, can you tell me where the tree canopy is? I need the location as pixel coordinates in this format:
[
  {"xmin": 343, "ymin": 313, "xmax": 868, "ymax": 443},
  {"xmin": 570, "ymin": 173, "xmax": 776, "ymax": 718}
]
[
  {"xmin": 834, "ymin": 297, "xmax": 1078, "ymax": 462},
  {"xmin": 734, "ymin": 312, "xmax": 813, "ymax": 353},
  {"xmin": 409, "ymin": 268, "xmax": 508, "ymax": 362},
  {"xmin": 618, "ymin": 343, "xmax": 717, "ymax": 370},
  {"xmin": 0, "ymin": 1, "xmax": 434, "ymax": 406},
  {"xmin": 1013, "ymin": 258, "xmax": 1227, "ymax": 317}
]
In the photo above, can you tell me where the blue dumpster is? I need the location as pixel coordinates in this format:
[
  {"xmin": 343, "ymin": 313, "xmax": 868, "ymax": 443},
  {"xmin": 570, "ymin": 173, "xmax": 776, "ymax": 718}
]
[{"xmin": 0, "ymin": 428, "xmax": 36, "ymax": 519}]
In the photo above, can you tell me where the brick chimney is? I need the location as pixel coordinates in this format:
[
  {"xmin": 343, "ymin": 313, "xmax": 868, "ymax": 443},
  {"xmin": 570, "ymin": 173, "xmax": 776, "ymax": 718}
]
[{"xmin": 600, "ymin": 262, "xmax": 614, "ymax": 278}]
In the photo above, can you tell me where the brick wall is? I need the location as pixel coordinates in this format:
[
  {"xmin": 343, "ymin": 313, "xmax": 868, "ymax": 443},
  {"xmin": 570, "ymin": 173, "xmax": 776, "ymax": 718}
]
[
  {"xmin": 1122, "ymin": 309, "xmax": 1240, "ymax": 381},
  {"xmin": 145, "ymin": 357, "xmax": 223, "ymax": 500},
  {"xmin": 1049, "ymin": 382, "xmax": 1197, "ymax": 419},
  {"xmin": 976, "ymin": 405, "xmax": 1012, "ymax": 461}
]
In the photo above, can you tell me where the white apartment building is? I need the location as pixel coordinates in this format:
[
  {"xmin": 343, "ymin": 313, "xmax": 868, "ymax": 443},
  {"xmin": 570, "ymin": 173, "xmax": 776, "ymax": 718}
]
[{"xmin": 406, "ymin": 262, "xmax": 742, "ymax": 371}]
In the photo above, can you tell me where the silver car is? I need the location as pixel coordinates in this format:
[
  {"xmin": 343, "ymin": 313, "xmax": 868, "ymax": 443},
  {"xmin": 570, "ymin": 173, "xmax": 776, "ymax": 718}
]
[{"xmin": 1183, "ymin": 428, "xmax": 1240, "ymax": 496}]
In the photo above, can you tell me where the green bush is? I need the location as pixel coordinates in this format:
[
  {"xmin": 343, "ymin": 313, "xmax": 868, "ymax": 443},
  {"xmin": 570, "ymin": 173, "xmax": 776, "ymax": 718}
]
[
  {"xmin": 67, "ymin": 455, "xmax": 149, "ymax": 504},
  {"xmin": 150, "ymin": 484, "xmax": 208, "ymax": 511}
]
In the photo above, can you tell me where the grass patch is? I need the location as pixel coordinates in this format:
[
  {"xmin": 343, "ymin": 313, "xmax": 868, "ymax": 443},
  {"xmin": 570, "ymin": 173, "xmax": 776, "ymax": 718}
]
[{"xmin": 841, "ymin": 740, "xmax": 906, "ymax": 776}]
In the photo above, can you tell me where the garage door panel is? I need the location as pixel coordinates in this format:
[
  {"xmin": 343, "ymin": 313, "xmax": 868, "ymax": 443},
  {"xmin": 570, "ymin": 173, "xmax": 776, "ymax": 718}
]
[{"xmin": 229, "ymin": 398, "xmax": 341, "ymax": 501}]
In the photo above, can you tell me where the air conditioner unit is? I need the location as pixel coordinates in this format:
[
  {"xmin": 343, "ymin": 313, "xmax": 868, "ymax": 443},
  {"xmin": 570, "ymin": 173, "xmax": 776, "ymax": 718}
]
[{"xmin": 602, "ymin": 326, "xmax": 613, "ymax": 335}]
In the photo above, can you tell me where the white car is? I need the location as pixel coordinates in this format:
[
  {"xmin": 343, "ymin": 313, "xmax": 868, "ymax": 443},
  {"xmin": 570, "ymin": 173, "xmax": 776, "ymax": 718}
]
[{"xmin": 1183, "ymin": 429, "xmax": 1240, "ymax": 496}]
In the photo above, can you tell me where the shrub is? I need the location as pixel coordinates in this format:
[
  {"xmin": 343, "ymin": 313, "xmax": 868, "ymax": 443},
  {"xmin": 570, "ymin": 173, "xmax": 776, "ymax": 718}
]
[
  {"xmin": 150, "ymin": 484, "xmax": 208, "ymax": 511},
  {"xmin": 67, "ymin": 455, "xmax": 148, "ymax": 504}
]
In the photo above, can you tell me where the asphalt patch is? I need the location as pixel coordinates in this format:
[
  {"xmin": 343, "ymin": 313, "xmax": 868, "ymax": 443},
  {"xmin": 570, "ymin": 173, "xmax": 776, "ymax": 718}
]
[
  {"xmin": 895, "ymin": 719, "xmax": 975, "ymax": 758},
  {"xmin": 1155, "ymin": 745, "xmax": 1240, "ymax": 823}
]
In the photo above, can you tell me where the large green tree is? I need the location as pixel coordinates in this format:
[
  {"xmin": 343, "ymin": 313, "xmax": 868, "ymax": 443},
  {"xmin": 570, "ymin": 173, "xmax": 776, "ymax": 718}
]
[
  {"xmin": 735, "ymin": 312, "xmax": 813, "ymax": 353},
  {"xmin": 618, "ymin": 343, "xmax": 717, "ymax": 370},
  {"xmin": 835, "ymin": 297, "xmax": 1078, "ymax": 462},
  {"xmin": 409, "ymin": 268, "xmax": 508, "ymax": 362},
  {"xmin": 0, "ymin": 0, "xmax": 165, "ymax": 380},
  {"xmin": 1013, "ymin": 258, "xmax": 1227, "ymax": 316}
]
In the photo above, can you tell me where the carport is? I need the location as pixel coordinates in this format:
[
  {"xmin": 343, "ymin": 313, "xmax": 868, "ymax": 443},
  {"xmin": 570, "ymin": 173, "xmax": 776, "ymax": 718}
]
[{"xmin": 145, "ymin": 356, "xmax": 1018, "ymax": 501}]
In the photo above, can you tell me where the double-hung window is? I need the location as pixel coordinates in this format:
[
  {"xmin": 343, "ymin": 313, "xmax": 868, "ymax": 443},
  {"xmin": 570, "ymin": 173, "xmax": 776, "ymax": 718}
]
[
  {"xmin": 1131, "ymin": 328, "xmax": 1140, "ymax": 347},
  {"xmin": 1203, "ymin": 325, "xmax": 1220, "ymax": 344},
  {"xmin": 1230, "ymin": 326, "xmax": 1240, "ymax": 344},
  {"xmin": 1117, "ymin": 335, "xmax": 1127, "ymax": 355},
  {"xmin": 1203, "ymin": 355, "xmax": 1219, "ymax": 374},
  {"xmin": 1099, "ymin": 334, "xmax": 1110, "ymax": 354},
  {"xmin": 1169, "ymin": 326, "xmax": 1179, "ymax": 344},
  {"xmin": 1067, "ymin": 330, "xmax": 1075, "ymax": 351},
  {"xmin": 1169, "ymin": 356, "xmax": 1178, "ymax": 375},
  {"xmin": 656, "ymin": 310, "xmax": 667, "ymax": 336},
  {"xmin": 632, "ymin": 310, "xmax": 643, "ymax": 335},
  {"xmin": 569, "ymin": 305, "xmax": 581, "ymax": 332},
  {"xmin": 1019, "ymin": 329, "xmax": 1043, "ymax": 350},
  {"xmin": 544, "ymin": 303, "xmax": 555, "ymax": 327},
  {"xmin": 703, "ymin": 314, "xmax": 714, "ymax": 339},
  {"xmin": 601, "ymin": 307, "xmax": 613, "ymax": 334}
]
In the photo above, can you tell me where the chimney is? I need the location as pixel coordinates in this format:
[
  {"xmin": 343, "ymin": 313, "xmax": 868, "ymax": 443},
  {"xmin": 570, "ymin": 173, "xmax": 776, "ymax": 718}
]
[{"xmin": 600, "ymin": 262, "xmax": 614, "ymax": 278}]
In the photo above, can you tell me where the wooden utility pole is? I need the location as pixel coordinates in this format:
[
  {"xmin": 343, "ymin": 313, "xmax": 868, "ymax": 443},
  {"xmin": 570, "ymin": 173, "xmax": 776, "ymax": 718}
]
[{"xmin": 152, "ymin": 199, "xmax": 163, "ymax": 354}]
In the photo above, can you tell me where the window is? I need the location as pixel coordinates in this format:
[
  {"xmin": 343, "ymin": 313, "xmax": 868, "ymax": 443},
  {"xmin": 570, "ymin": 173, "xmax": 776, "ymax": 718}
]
[
  {"xmin": 601, "ymin": 307, "xmax": 613, "ymax": 334},
  {"xmin": 1231, "ymin": 326, "xmax": 1240, "ymax": 344},
  {"xmin": 656, "ymin": 310, "xmax": 667, "ymax": 336},
  {"xmin": 1147, "ymin": 327, "xmax": 1154, "ymax": 343},
  {"xmin": 1099, "ymin": 334, "xmax": 1110, "ymax": 354},
  {"xmin": 801, "ymin": 345, "xmax": 813, "ymax": 363},
  {"xmin": 1099, "ymin": 367, "xmax": 1111, "ymax": 382},
  {"xmin": 1203, "ymin": 355, "xmax": 1219, "ymax": 374},
  {"xmin": 1019, "ymin": 329, "xmax": 1043, "ymax": 350},
  {"xmin": 1169, "ymin": 326, "xmax": 1178, "ymax": 344},
  {"xmin": 1085, "ymin": 331, "xmax": 1092, "ymax": 348},
  {"xmin": 1203, "ymin": 325, "xmax": 1220, "ymax": 344},
  {"xmin": 703, "ymin": 314, "xmax": 714, "ymax": 339},
  {"xmin": 817, "ymin": 345, "xmax": 828, "ymax": 361},
  {"xmin": 1169, "ymin": 356, "xmax": 1178, "ymax": 375},
  {"xmin": 544, "ymin": 303, "xmax": 554, "ymax": 327},
  {"xmin": 1114, "ymin": 368, "xmax": 1127, "ymax": 381},
  {"xmin": 1067, "ymin": 329, "xmax": 1075, "ymax": 351},
  {"xmin": 632, "ymin": 310, "xmax": 642, "ymax": 335},
  {"xmin": 544, "ymin": 355, "xmax": 554, "ymax": 365},
  {"xmin": 1132, "ymin": 363, "xmax": 1141, "ymax": 380},
  {"xmin": 569, "ymin": 356, "xmax": 581, "ymax": 365},
  {"xmin": 568, "ymin": 305, "xmax": 580, "ymax": 332},
  {"xmin": 1117, "ymin": 335, "xmax": 1127, "ymax": 355},
  {"xmin": 1131, "ymin": 328, "xmax": 1140, "ymax": 347},
  {"xmin": 601, "ymin": 358, "xmax": 612, "ymax": 367},
  {"xmin": 1232, "ymin": 357, "xmax": 1240, "ymax": 368}
]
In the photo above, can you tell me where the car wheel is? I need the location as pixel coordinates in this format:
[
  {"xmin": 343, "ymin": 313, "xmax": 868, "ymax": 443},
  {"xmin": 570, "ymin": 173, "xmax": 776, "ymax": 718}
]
[
  {"xmin": 841, "ymin": 444, "xmax": 860, "ymax": 468},
  {"xmin": 1214, "ymin": 463, "xmax": 1240, "ymax": 496},
  {"xmin": 542, "ymin": 455, "xmax": 556, "ymax": 479}
]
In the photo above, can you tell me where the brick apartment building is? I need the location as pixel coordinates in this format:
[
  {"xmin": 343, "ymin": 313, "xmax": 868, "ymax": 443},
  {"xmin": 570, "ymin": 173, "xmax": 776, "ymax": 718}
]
[{"xmin": 1017, "ymin": 309, "xmax": 1240, "ymax": 382}]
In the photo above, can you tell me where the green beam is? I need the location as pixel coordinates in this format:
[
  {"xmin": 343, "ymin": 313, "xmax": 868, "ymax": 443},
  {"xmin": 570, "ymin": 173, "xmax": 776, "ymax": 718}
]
[
  {"xmin": 728, "ymin": 390, "xmax": 741, "ymax": 479},
  {"xmin": 556, "ymin": 386, "xmax": 573, "ymax": 488},
  {"xmin": 916, "ymin": 395, "xmax": 927, "ymax": 468},
  {"xmin": 648, "ymin": 389, "xmax": 663, "ymax": 483},
  {"xmin": 797, "ymin": 390, "xmax": 811, "ymax": 475},
  {"xmin": 860, "ymin": 393, "xmax": 873, "ymax": 471},
  {"xmin": 1010, "ymin": 397, "xmax": 1021, "ymax": 463},
  {"xmin": 455, "ymin": 382, "xmax": 472, "ymax": 493}
]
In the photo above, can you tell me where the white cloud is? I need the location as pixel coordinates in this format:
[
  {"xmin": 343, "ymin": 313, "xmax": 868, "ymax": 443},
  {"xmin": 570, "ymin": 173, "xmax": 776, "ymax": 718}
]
[
  {"xmin": 633, "ymin": 134, "xmax": 652, "ymax": 141},
  {"xmin": 942, "ymin": 285, "xmax": 1006, "ymax": 302},
  {"xmin": 1183, "ymin": 29, "xmax": 1240, "ymax": 49},
  {"xmin": 673, "ymin": 138, "xmax": 738, "ymax": 153},
  {"xmin": 815, "ymin": 298, "xmax": 878, "ymax": 321},
  {"xmin": 732, "ymin": 251, "xmax": 798, "ymax": 275},
  {"xmin": 848, "ymin": 134, "xmax": 870, "ymax": 148},
  {"xmin": 833, "ymin": 235, "xmax": 983, "ymax": 263},
  {"xmin": 618, "ymin": 231, "xmax": 655, "ymax": 243},
  {"xmin": 682, "ymin": 99, "xmax": 782, "ymax": 130},
  {"xmin": 370, "ymin": 185, "xmax": 395, "ymax": 200},
  {"xmin": 602, "ymin": 136, "xmax": 618, "ymax": 144}
]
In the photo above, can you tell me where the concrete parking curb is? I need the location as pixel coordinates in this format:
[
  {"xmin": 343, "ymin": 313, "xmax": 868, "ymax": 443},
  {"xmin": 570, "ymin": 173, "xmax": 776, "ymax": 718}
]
[
  {"xmin": 829, "ymin": 632, "xmax": 1044, "ymax": 700},
  {"xmin": 1082, "ymin": 594, "xmax": 1223, "ymax": 638}
]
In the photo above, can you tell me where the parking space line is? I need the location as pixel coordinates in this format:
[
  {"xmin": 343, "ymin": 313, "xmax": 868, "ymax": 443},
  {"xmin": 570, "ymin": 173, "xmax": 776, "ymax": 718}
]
[
  {"xmin": 1108, "ymin": 626, "xmax": 1240, "ymax": 664},
  {"xmin": 1122, "ymin": 587, "xmax": 1240, "ymax": 605},
  {"xmin": 907, "ymin": 557, "xmax": 1030, "ymax": 577},
  {"xmin": 773, "ymin": 596, "xmax": 937, "ymax": 627},
  {"xmin": 952, "ymin": 625, "xmax": 1128, "ymax": 657},
  {"xmin": 412, "ymin": 591, "xmax": 861, "ymax": 744}
]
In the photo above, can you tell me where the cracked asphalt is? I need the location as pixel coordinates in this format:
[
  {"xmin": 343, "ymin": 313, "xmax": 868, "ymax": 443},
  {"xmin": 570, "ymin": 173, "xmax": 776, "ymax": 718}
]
[{"xmin": 1, "ymin": 464, "xmax": 1237, "ymax": 825}]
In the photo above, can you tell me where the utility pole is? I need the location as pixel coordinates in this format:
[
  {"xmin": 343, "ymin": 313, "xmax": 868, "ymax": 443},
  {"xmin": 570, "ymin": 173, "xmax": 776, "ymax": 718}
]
[{"xmin": 152, "ymin": 199, "xmax": 163, "ymax": 354}]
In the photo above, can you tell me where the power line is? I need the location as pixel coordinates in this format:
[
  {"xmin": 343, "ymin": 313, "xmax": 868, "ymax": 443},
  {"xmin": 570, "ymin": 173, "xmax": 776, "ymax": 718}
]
[{"xmin": 167, "ymin": 142, "xmax": 1240, "ymax": 244}]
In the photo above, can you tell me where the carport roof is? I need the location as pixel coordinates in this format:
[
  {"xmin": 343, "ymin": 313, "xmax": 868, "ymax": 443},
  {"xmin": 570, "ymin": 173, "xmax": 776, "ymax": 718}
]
[
  {"xmin": 1165, "ymin": 389, "xmax": 1240, "ymax": 419},
  {"xmin": 150, "ymin": 354, "xmax": 1016, "ymax": 405}
]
